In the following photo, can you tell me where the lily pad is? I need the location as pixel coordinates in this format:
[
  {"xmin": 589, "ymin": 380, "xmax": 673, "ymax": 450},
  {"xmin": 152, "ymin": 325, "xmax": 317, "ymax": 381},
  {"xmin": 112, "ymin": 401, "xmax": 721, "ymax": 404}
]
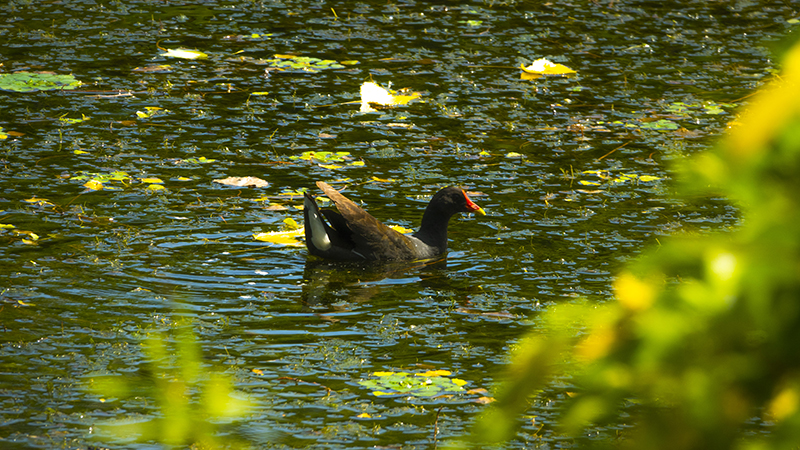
[
  {"xmin": 290, "ymin": 151, "xmax": 352, "ymax": 163},
  {"xmin": 358, "ymin": 370, "xmax": 468, "ymax": 397},
  {"xmin": 0, "ymin": 72, "xmax": 81, "ymax": 93},
  {"xmin": 640, "ymin": 119, "xmax": 679, "ymax": 130},
  {"xmin": 266, "ymin": 54, "xmax": 345, "ymax": 71}
]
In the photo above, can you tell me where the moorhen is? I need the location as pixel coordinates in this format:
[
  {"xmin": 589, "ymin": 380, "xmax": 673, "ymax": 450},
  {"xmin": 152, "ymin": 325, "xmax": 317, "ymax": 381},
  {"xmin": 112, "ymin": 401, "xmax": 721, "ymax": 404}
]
[{"xmin": 303, "ymin": 181, "xmax": 485, "ymax": 262}]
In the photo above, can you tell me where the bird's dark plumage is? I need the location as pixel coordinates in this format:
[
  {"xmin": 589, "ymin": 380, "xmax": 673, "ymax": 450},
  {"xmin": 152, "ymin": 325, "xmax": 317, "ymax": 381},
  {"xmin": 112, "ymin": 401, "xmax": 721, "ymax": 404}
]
[{"xmin": 303, "ymin": 181, "xmax": 484, "ymax": 262}]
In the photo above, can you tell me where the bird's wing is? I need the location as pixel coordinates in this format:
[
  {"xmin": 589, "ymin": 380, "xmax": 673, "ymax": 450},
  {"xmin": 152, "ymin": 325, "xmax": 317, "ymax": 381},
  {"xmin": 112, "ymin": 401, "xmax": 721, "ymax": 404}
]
[{"xmin": 316, "ymin": 181, "xmax": 416, "ymax": 260}]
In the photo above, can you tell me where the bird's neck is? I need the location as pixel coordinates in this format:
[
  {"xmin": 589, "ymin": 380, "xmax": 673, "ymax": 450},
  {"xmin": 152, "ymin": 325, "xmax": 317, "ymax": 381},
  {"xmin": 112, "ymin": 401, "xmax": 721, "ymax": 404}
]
[{"xmin": 414, "ymin": 208, "xmax": 452, "ymax": 250}]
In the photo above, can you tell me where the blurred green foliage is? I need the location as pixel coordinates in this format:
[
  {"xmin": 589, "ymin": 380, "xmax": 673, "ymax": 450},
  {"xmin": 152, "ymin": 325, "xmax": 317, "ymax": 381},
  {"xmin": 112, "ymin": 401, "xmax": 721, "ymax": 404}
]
[
  {"xmin": 86, "ymin": 324, "xmax": 253, "ymax": 448},
  {"xmin": 475, "ymin": 37, "xmax": 800, "ymax": 449}
]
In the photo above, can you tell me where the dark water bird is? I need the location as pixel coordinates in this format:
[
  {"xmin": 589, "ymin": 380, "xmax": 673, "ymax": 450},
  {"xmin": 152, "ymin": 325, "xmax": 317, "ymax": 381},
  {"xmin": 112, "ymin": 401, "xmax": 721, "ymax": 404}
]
[{"xmin": 303, "ymin": 181, "xmax": 485, "ymax": 262}]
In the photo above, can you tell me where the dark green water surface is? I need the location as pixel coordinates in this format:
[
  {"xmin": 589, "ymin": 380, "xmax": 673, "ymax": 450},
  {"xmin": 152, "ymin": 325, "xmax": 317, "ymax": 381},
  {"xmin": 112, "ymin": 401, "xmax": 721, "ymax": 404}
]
[{"xmin": 0, "ymin": 0, "xmax": 794, "ymax": 448}]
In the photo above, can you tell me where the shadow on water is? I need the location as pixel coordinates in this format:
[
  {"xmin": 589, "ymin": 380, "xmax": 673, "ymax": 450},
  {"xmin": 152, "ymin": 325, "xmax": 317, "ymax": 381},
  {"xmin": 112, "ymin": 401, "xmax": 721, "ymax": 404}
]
[{"xmin": 300, "ymin": 257, "xmax": 462, "ymax": 310}]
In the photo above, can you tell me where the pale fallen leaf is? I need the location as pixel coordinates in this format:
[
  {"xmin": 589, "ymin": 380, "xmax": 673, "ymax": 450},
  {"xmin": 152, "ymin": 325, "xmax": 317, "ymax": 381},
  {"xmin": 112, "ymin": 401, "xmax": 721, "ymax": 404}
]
[
  {"xmin": 360, "ymin": 81, "xmax": 421, "ymax": 112},
  {"xmin": 520, "ymin": 58, "xmax": 576, "ymax": 75},
  {"xmin": 213, "ymin": 176, "xmax": 269, "ymax": 188},
  {"xmin": 161, "ymin": 48, "xmax": 209, "ymax": 60}
]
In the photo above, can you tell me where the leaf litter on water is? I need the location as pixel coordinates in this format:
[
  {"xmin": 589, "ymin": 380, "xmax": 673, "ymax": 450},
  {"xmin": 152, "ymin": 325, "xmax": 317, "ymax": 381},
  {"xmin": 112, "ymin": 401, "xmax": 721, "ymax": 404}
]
[
  {"xmin": 213, "ymin": 177, "xmax": 269, "ymax": 188},
  {"xmin": 520, "ymin": 58, "xmax": 577, "ymax": 80},
  {"xmin": 359, "ymin": 81, "xmax": 422, "ymax": 112},
  {"xmin": 358, "ymin": 370, "xmax": 469, "ymax": 397},
  {"xmin": 253, "ymin": 218, "xmax": 304, "ymax": 247},
  {"xmin": 0, "ymin": 72, "xmax": 81, "ymax": 92}
]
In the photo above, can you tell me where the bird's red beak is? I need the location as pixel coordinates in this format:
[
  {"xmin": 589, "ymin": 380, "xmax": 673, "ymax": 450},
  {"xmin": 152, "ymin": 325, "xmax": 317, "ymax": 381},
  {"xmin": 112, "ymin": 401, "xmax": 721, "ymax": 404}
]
[{"xmin": 463, "ymin": 191, "xmax": 486, "ymax": 215}]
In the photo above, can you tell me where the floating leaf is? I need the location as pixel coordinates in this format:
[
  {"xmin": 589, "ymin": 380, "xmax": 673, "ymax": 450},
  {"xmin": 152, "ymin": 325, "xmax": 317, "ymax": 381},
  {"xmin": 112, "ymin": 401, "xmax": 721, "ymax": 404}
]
[
  {"xmin": 264, "ymin": 54, "xmax": 345, "ymax": 71},
  {"xmin": 290, "ymin": 151, "xmax": 351, "ymax": 163},
  {"xmin": 358, "ymin": 370, "xmax": 468, "ymax": 397},
  {"xmin": 212, "ymin": 176, "xmax": 269, "ymax": 188},
  {"xmin": 283, "ymin": 218, "xmax": 301, "ymax": 229},
  {"xmin": 253, "ymin": 229, "xmax": 304, "ymax": 247},
  {"xmin": 0, "ymin": 71, "xmax": 81, "ymax": 92},
  {"xmin": 0, "ymin": 127, "xmax": 7, "ymax": 140},
  {"xmin": 136, "ymin": 107, "xmax": 168, "ymax": 119},
  {"xmin": 185, "ymin": 157, "xmax": 216, "ymax": 164},
  {"xmin": 360, "ymin": 82, "xmax": 422, "ymax": 112},
  {"xmin": 638, "ymin": 175, "xmax": 662, "ymax": 182},
  {"xmin": 132, "ymin": 65, "xmax": 173, "ymax": 73},
  {"xmin": 59, "ymin": 114, "xmax": 90, "ymax": 124},
  {"xmin": 640, "ymin": 118, "xmax": 679, "ymax": 130},
  {"xmin": 14, "ymin": 230, "xmax": 39, "ymax": 241},
  {"xmin": 520, "ymin": 58, "xmax": 576, "ymax": 77},
  {"xmin": 23, "ymin": 197, "xmax": 55, "ymax": 207},
  {"xmin": 146, "ymin": 184, "xmax": 166, "ymax": 191},
  {"xmin": 360, "ymin": 82, "xmax": 395, "ymax": 106},
  {"xmin": 161, "ymin": 48, "xmax": 209, "ymax": 60},
  {"xmin": 84, "ymin": 180, "xmax": 104, "ymax": 191},
  {"xmin": 0, "ymin": 224, "xmax": 15, "ymax": 229},
  {"xmin": 140, "ymin": 177, "xmax": 164, "ymax": 184}
]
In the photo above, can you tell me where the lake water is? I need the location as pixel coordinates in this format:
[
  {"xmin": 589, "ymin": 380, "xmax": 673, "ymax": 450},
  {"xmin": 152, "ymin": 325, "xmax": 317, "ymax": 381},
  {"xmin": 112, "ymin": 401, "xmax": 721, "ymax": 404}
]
[{"xmin": 0, "ymin": 1, "xmax": 792, "ymax": 448}]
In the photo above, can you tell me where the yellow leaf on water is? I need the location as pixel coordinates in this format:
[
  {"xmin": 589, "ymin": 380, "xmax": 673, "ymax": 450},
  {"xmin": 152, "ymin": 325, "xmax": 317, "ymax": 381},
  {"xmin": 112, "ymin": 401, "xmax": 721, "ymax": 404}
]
[
  {"xmin": 84, "ymin": 180, "xmax": 104, "ymax": 191},
  {"xmin": 639, "ymin": 175, "xmax": 662, "ymax": 182},
  {"xmin": 74, "ymin": 150, "xmax": 89, "ymax": 155},
  {"xmin": 371, "ymin": 176, "xmax": 395, "ymax": 183},
  {"xmin": 392, "ymin": 92, "xmax": 422, "ymax": 105},
  {"xmin": 319, "ymin": 164, "xmax": 343, "ymax": 170},
  {"xmin": 283, "ymin": 218, "xmax": 301, "ymax": 229},
  {"xmin": 520, "ymin": 58, "xmax": 576, "ymax": 75},
  {"xmin": 359, "ymin": 81, "xmax": 422, "ymax": 112},
  {"xmin": 416, "ymin": 370, "xmax": 451, "ymax": 377},
  {"xmin": 23, "ymin": 197, "xmax": 54, "ymax": 207},
  {"xmin": 162, "ymin": 48, "xmax": 209, "ymax": 60},
  {"xmin": 146, "ymin": 184, "xmax": 166, "ymax": 191},
  {"xmin": 361, "ymin": 82, "xmax": 394, "ymax": 106},
  {"xmin": 253, "ymin": 229, "xmax": 304, "ymax": 247},
  {"xmin": 140, "ymin": 177, "xmax": 164, "ymax": 184}
]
